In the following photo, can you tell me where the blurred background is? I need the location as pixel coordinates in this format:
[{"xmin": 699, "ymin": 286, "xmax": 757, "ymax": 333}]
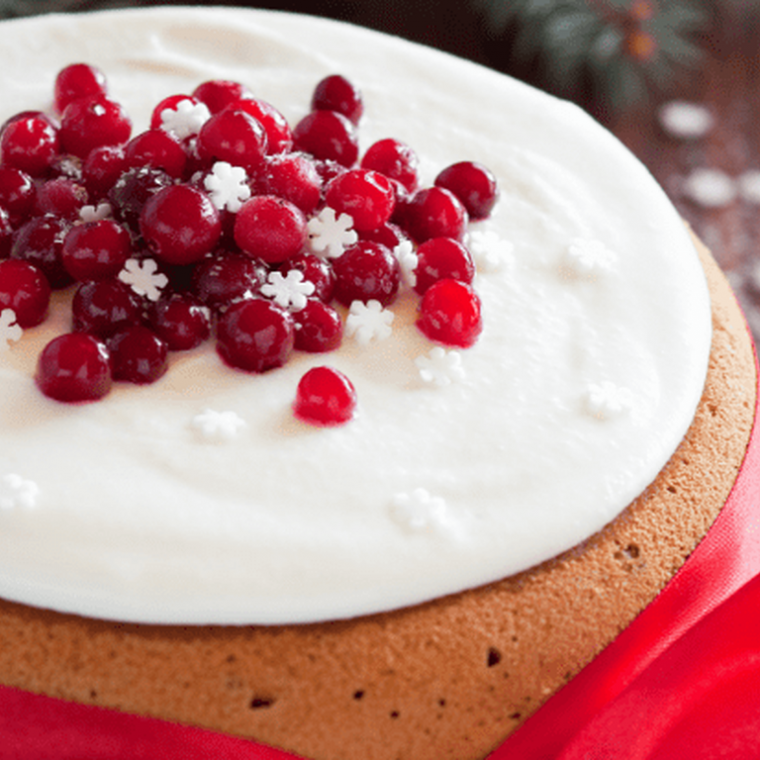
[{"xmin": 2, "ymin": 0, "xmax": 760, "ymax": 338}]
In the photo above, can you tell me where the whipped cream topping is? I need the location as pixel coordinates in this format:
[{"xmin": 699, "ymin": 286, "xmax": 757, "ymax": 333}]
[{"xmin": 0, "ymin": 6, "xmax": 711, "ymax": 624}]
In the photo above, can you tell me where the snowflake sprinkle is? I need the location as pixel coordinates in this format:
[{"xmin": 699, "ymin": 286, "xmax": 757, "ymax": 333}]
[
  {"xmin": 415, "ymin": 347, "xmax": 466, "ymax": 387},
  {"xmin": 394, "ymin": 239, "xmax": 418, "ymax": 288},
  {"xmin": 0, "ymin": 474, "xmax": 39, "ymax": 511},
  {"xmin": 192, "ymin": 409, "xmax": 247, "ymax": 441},
  {"xmin": 79, "ymin": 201, "xmax": 112, "ymax": 223},
  {"xmin": 118, "ymin": 258, "xmax": 169, "ymax": 302},
  {"xmin": 390, "ymin": 488, "xmax": 448, "ymax": 533},
  {"xmin": 261, "ymin": 270, "xmax": 315, "ymax": 311},
  {"xmin": 563, "ymin": 238, "xmax": 617, "ymax": 279},
  {"xmin": 467, "ymin": 229, "xmax": 514, "ymax": 273},
  {"xmin": 204, "ymin": 161, "xmax": 251, "ymax": 213},
  {"xmin": 0, "ymin": 309, "xmax": 22, "ymax": 352},
  {"xmin": 345, "ymin": 300, "xmax": 394, "ymax": 345},
  {"xmin": 307, "ymin": 207, "xmax": 358, "ymax": 259},
  {"xmin": 584, "ymin": 381, "xmax": 634, "ymax": 421},
  {"xmin": 160, "ymin": 98, "xmax": 211, "ymax": 140}
]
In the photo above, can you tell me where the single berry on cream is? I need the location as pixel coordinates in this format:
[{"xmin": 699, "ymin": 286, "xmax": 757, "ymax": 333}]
[
  {"xmin": 435, "ymin": 161, "xmax": 499, "ymax": 220},
  {"xmin": 293, "ymin": 365, "xmax": 357, "ymax": 426},
  {"xmin": 107, "ymin": 325, "xmax": 168, "ymax": 385},
  {"xmin": 417, "ymin": 279, "xmax": 482, "ymax": 348},
  {"xmin": 311, "ymin": 75, "xmax": 364, "ymax": 125},
  {"xmin": 53, "ymin": 62, "xmax": 108, "ymax": 114},
  {"xmin": 0, "ymin": 259, "xmax": 51, "ymax": 328}
]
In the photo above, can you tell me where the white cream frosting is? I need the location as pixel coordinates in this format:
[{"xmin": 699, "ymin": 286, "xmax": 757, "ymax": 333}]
[{"xmin": 0, "ymin": 6, "xmax": 711, "ymax": 624}]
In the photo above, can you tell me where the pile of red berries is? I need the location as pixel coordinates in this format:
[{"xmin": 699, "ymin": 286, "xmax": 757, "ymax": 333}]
[{"xmin": 0, "ymin": 64, "xmax": 498, "ymax": 424}]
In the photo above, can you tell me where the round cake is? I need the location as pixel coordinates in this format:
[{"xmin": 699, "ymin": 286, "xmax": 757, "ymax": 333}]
[{"xmin": 0, "ymin": 6, "xmax": 756, "ymax": 760}]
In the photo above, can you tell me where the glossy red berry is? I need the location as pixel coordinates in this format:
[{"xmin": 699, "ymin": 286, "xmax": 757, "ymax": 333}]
[
  {"xmin": 33, "ymin": 177, "xmax": 88, "ymax": 220},
  {"xmin": 332, "ymin": 241, "xmax": 400, "ymax": 306},
  {"xmin": 81, "ymin": 145, "xmax": 126, "ymax": 199},
  {"xmin": 293, "ymin": 299, "xmax": 343, "ymax": 353},
  {"xmin": 108, "ymin": 325, "xmax": 168, "ymax": 384},
  {"xmin": 54, "ymin": 63, "xmax": 108, "ymax": 114},
  {"xmin": 234, "ymin": 195, "xmax": 307, "ymax": 264},
  {"xmin": 253, "ymin": 153, "xmax": 323, "ymax": 214},
  {"xmin": 11, "ymin": 215, "xmax": 72, "ymax": 289},
  {"xmin": 402, "ymin": 186, "xmax": 469, "ymax": 243},
  {"xmin": 0, "ymin": 113, "xmax": 60, "ymax": 177},
  {"xmin": 108, "ymin": 165, "xmax": 173, "ymax": 234},
  {"xmin": 0, "ymin": 167, "xmax": 35, "ymax": 226},
  {"xmin": 61, "ymin": 219, "xmax": 132, "ymax": 282},
  {"xmin": 192, "ymin": 79, "xmax": 253, "ymax": 114},
  {"xmin": 226, "ymin": 98, "xmax": 293, "ymax": 154},
  {"xmin": 311, "ymin": 75, "xmax": 364, "ymax": 125},
  {"xmin": 413, "ymin": 237, "xmax": 475, "ymax": 294},
  {"xmin": 59, "ymin": 95, "xmax": 132, "ymax": 159},
  {"xmin": 361, "ymin": 138, "xmax": 420, "ymax": 193},
  {"xmin": 216, "ymin": 297, "xmax": 295, "ymax": 372},
  {"xmin": 140, "ymin": 184, "xmax": 222, "ymax": 265},
  {"xmin": 197, "ymin": 109, "xmax": 268, "ymax": 173},
  {"xmin": 35, "ymin": 332, "xmax": 112, "ymax": 402},
  {"xmin": 294, "ymin": 366, "xmax": 357, "ymax": 426},
  {"xmin": 148, "ymin": 292, "xmax": 211, "ymax": 351},
  {"xmin": 191, "ymin": 250, "xmax": 265, "ymax": 311},
  {"xmin": 293, "ymin": 110, "xmax": 359, "ymax": 167},
  {"xmin": 72, "ymin": 278, "xmax": 144, "ymax": 338},
  {"xmin": 324, "ymin": 169, "xmax": 396, "ymax": 232},
  {"xmin": 417, "ymin": 278, "xmax": 482, "ymax": 348},
  {"xmin": 435, "ymin": 161, "xmax": 499, "ymax": 220},
  {"xmin": 124, "ymin": 129, "xmax": 187, "ymax": 179},
  {"xmin": 0, "ymin": 258, "xmax": 51, "ymax": 327},
  {"xmin": 0, "ymin": 207, "xmax": 12, "ymax": 259}
]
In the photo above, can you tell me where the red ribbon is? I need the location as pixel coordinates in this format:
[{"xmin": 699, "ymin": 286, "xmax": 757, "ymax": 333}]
[{"xmin": 1, "ymin": 362, "xmax": 759, "ymax": 759}]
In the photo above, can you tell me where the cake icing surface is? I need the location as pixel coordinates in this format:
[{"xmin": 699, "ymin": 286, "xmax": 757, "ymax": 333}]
[{"xmin": 0, "ymin": 6, "xmax": 712, "ymax": 624}]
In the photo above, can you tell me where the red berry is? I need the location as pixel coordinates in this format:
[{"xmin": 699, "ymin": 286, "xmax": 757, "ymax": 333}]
[
  {"xmin": 216, "ymin": 297, "xmax": 295, "ymax": 372},
  {"xmin": 54, "ymin": 63, "xmax": 108, "ymax": 114},
  {"xmin": 332, "ymin": 241, "xmax": 400, "ymax": 306},
  {"xmin": 293, "ymin": 299, "xmax": 343, "ymax": 353},
  {"xmin": 193, "ymin": 80, "xmax": 253, "ymax": 114},
  {"xmin": 226, "ymin": 98, "xmax": 293, "ymax": 154},
  {"xmin": 0, "ymin": 259, "xmax": 51, "ymax": 327},
  {"xmin": 0, "ymin": 207, "xmax": 12, "ymax": 259},
  {"xmin": 311, "ymin": 75, "xmax": 364, "ymax": 125},
  {"xmin": 417, "ymin": 278, "xmax": 482, "ymax": 348},
  {"xmin": 35, "ymin": 332, "xmax": 112, "ymax": 402},
  {"xmin": 360, "ymin": 222, "xmax": 407, "ymax": 250},
  {"xmin": 148, "ymin": 292, "xmax": 211, "ymax": 351},
  {"xmin": 0, "ymin": 167, "xmax": 35, "ymax": 226},
  {"xmin": 294, "ymin": 366, "xmax": 357, "ymax": 426},
  {"xmin": 361, "ymin": 138, "xmax": 420, "ymax": 193},
  {"xmin": 324, "ymin": 169, "xmax": 396, "ymax": 232},
  {"xmin": 72, "ymin": 278, "xmax": 144, "ymax": 338},
  {"xmin": 0, "ymin": 114, "xmax": 60, "ymax": 177},
  {"xmin": 293, "ymin": 110, "xmax": 358, "ymax": 167},
  {"xmin": 140, "ymin": 184, "xmax": 221, "ymax": 265},
  {"xmin": 108, "ymin": 165, "xmax": 173, "ymax": 234},
  {"xmin": 33, "ymin": 177, "xmax": 88, "ymax": 220},
  {"xmin": 59, "ymin": 96, "xmax": 132, "ymax": 159},
  {"xmin": 191, "ymin": 250, "xmax": 265, "ymax": 311},
  {"xmin": 233, "ymin": 195, "xmax": 307, "ymax": 264},
  {"xmin": 253, "ymin": 153, "xmax": 322, "ymax": 214},
  {"xmin": 279, "ymin": 252, "xmax": 335, "ymax": 302},
  {"xmin": 402, "ymin": 186, "xmax": 469, "ymax": 243},
  {"xmin": 108, "ymin": 325, "xmax": 168, "ymax": 384},
  {"xmin": 61, "ymin": 219, "xmax": 132, "ymax": 282},
  {"xmin": 413, "ymin": 237, "xmax": 475, "ymax": 294},
  {"xmin": 124, "ymin": 129, "xmax": 187, "ymax": 179},
  {"xmin": 11, "ymin": 215, "xmax": 72, "ymax": 289},
  {"xmin": 435, "ymin": 161, "xmax": 499, "ymax": 220},
  {"xmin": 197, "ymin": 109, "xmax": 268, "ymax": 173},
  {"xmin": 81, "ymin": 145, "xmax": 127, "ymax": 200}
]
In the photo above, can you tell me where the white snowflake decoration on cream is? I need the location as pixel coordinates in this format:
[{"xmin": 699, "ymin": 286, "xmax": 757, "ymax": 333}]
[
  {"xmin": 415, "ymin": 347, "xmax": 466, "ymax": 387},
  {"xmin": 79, "ymin": 202, "xmax": 112, "ymax": 223},
  {"xmin": 204, "ymin": 161, "xmax": 251, "ymax": 213},
  {"xmin": 345, "ymin": 300, "xmax": 394, "ymax": 345},
  {"xmin": 192, "ymin": 409, "xmax": 247, "ymax": 441},
  {"xmin": 119, "ymin": 258, "xmax": 169, "ymax": 302},
  {"xmin": 467, "ymin": 229, "xmax": 514, "ymax": 273},
  {"xmin": 261, "ymin": 270, "xmax": 315, "ymax": 311},
  {"xmin": 0, "ymin": 474, "xmax": 39, "ymax": 511},
  {"xmin": 0, "ymin": 309, "xmax": 22, "ymax": 352},
  {"xmin": 393, "ymin": 239, "xmax": 418, "ymax": 288},
  {"xmin": 563, "ymin": 238, "xmax": 617, "ymax": 278},
  {"xmin": 307, "ymin": 207, "xmax": 358, "ymax": 259},
  {"xmin": 390, "ymin": 488, "xmax": 448, "ymax": 533},
  {"xmin": 160, "ymin": 98, "xmax": 211, "ymax": 140},
  {"xmin": 584, "ymin": 381, "xmax": 634, "ymax": 421}
]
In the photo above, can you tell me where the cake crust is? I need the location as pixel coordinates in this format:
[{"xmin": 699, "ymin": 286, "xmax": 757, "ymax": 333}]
[{"xmin": 0, "ymin": 235, "xmax": 754, "ymax": 760}]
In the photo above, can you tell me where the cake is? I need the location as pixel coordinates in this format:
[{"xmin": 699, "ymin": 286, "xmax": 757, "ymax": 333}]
[{"xmin": 0, "ymin": 6, "xmax": 756, "ymax": 759}]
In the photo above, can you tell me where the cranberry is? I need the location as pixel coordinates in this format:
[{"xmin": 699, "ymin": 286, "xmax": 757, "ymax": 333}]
[
  {"xmin": 293, "ymin": 299, "xmax": 343, "ymax": 353},
  {"xmin": 294, "ymin": 366, "xmax": 357, "ymax": 426},
  {"xmin": 0, "ymin": 208, "xmax": 12, "ymax": 259},
  {"xmin": 324, "ymin": 169, "xmax": 396, "ymax": 232},
  {"xmin": 140, "ymin": 184, "xmax": 221, "ymax": 265},
  {"xmin": 332, "ymin": 241, "xmax": 400, "ymax": 306},
  {"xmin": 72, "ymin": 278, "xmax": 144, "ymax": 338},
  {"xmin": 60, "ymin": 95, "xmax": 132, "ymax": 159},
  {"xmin": 149, "ymin": 292, "xmax": 211, "ymax": 350},
  {"xmin": 311, "ymin": 75, "xmax": 364, "ymax": 125},
  {"xmin": 61, "ymin": 219, "xmax": 132, "ymax": 282},
  {"xmin": 81, "ymin": 145, "xmax": 127, "ymax": 200},
  {"xmin": 197, "ymin": 109, "xmax": 268, "ymax": 173},
  {"xmin": 192, "ymin": 251, "xmax": 265, "ymax": 311},
  {"xmin": 253, "ymin": 152, "xmax": 322, "ymax": 214},
  {"xmin": 216, "ymin": 297, "xmax": 294, "ymax": 372},
  {"xmin": 0, "ymin": 114, "xmax": 60, "ymax": 177},
  {"xmin": 234, "ymin": 195, "xmax": 307, "ymax": 264},
  {"xmin": 435, "ymin": 161, "xmax": 499, "ymax": 220},
  {"xmin": 361, "ymin": 139, "xmax": 420, "ymax": 193},
  {"xmin": 35, "ymin": 332, "xmax": 112, "ymax": 402},
  {"xmin": 226, "ymin": 98, "xmax": 293, "ymax": 154},
  {"xmin": 0, "ymin": 167, "xmax": 35, "ymax": 226},
  {"xmin": 108, "ymin": 165, "xmax": 174, "ymax": 234},
  {"xmin": 33, "ymin": 177, "xmax": 88, "ymax": 220},
  {"xmin": 312, "ymin": 158, "xmax": 348, "ymax": 188},
  {"xmin": 11, "ymin": 215, "xmax": 72, "ymax": 289},
  {"xmin": 417, "ymin": 279, "xmax": 482, "ymax": 348},
  {"xmin": 413, "ymin": 237, "xmax": 475, "ymax": 294},
  {"xmin": 292, "ymin": 110, "xmax": 358, "ymax": 167},
  {"xmin": 54, "ymin": 63, "xmax": 108, "ymax": 114},
  {"xmin": 401, "ymin": 186, "xmax": 469, "ymax": 243},
  {"xmin": 193, "ymin": 80, "xmax": 253, "ymax": 114},
  {"xmin": 124, "ymin": 129, "xmax": 187, "ymax": 179},
  {"xmin": 108, "ymin": 325, "xmax": 168, "ymax": 384},
  {"xmin": 0, "ymin": 259, "xmax": 51, "ymax": 327},
  {"xmin": 279, "ymin": 252, "xmax": 335, "ymax": 302},
  {"xmin": 360, "ymin": 222, "xmax": 407, "ymax": 250}
]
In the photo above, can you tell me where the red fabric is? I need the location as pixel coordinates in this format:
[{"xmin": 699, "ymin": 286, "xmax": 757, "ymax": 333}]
[{"xmin": 1, "ymin": 360, "xmax": 759, "ymax": 758}]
